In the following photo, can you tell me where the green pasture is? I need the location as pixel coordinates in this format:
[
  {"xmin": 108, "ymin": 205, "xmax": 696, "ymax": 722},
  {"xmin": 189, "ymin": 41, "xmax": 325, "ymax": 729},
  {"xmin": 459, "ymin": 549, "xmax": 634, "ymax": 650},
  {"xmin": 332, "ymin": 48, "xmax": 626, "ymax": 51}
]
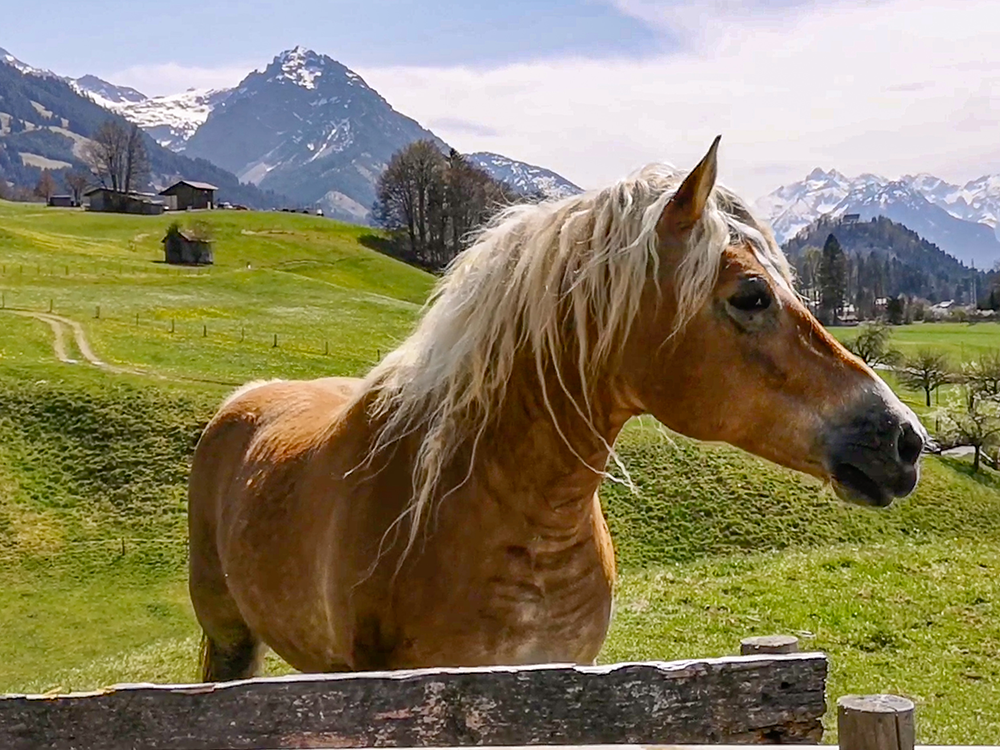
[{"xmin": 1, "ymin": 199, "xmax": 999, "ymax": 743}]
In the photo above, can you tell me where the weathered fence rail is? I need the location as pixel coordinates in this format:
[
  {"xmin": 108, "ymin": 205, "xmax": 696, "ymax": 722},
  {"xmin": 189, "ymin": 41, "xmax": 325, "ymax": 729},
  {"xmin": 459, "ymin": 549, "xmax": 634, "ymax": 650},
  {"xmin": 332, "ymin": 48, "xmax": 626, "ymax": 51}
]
[{"xmin": 0, "ymin": 653, "xmax": 827, "ymax": 750}]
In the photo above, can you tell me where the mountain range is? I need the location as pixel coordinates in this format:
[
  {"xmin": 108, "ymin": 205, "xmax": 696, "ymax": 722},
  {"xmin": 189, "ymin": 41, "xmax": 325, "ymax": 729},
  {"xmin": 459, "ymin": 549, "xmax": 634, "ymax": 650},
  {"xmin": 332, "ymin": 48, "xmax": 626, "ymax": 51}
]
[
  {"xmin": 5, "ymin": 41, "xmax": 1000, "ymax": 270},
  {"xmin": 755, "ymin": 168, "xmax": 1000, "ymax": 268},
  {"xmin": 68, "ymin": 47, "xmax": 582, "ymax": 221},
  {"xmin": 0, "ymin": 47, "xmax": 284, "ymax": 208}
]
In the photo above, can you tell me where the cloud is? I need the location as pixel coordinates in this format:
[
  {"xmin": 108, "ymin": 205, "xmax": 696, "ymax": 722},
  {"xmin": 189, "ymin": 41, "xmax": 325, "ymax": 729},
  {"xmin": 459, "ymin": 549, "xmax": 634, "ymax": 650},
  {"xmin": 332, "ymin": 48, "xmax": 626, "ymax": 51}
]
[
  {"xmin": 357, "ymin": 0, "xmax": 1000, "ymax": 201},
  {"xmin": 428, "ymin": 117, "xmax": 500, "ymax": 138},
  {"xmin": 104, "ymin": 62, "xmax": 255, "ymax": 97}
]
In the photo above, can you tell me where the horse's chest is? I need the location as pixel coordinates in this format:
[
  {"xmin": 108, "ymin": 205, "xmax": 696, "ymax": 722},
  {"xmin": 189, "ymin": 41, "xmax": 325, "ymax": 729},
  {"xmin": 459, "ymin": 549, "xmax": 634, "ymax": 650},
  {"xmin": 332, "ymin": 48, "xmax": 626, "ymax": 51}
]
[{"xmin": 471, "ymin": 545, "xmax": 614, "ymax": 664}]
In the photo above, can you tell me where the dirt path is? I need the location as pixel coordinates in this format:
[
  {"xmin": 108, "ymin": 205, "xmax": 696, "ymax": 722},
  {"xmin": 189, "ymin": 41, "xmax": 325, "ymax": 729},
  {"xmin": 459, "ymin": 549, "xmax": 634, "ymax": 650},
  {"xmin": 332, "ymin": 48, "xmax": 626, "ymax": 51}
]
[
  {"xmin": 12, "ymin": 310, "xmax": 136, "ymax": 374},
  {"xmin": 7, "ymin": 310, "xmax": 238, "ymax": 386}
]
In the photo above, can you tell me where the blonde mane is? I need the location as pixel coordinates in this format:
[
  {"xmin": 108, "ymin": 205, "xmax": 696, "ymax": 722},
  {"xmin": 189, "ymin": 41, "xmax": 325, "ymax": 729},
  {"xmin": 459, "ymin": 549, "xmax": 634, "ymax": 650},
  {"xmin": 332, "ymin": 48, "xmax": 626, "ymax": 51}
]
[{"xmin": 351, "ymin": 162, "xmax": 791, "ymax": 558}]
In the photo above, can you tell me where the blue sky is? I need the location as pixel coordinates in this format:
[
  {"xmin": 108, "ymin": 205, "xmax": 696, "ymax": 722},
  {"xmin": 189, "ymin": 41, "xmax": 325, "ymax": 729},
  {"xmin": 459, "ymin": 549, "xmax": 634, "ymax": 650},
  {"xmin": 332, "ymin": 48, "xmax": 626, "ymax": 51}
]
[
  {"xmin": 7, "ymin": 0, "xmax": 1000, "ymax": 200},
  {"xmin": 6, "ymin": 0, "xmax": 662, "ymax": 76}
]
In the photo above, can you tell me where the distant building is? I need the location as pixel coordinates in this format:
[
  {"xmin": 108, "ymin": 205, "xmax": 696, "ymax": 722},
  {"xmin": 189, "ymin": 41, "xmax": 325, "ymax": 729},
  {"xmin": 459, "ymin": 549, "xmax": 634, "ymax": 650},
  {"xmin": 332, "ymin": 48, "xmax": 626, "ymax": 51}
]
[
  {"xmin": 83, "ymin": 187, "xmax": 166, "ymax": 215},
  {"xmin": 842, "ymin": 213, "xmax": 861, "ymax": 223},
  {"xmin": 47, "ymin": 195, "xmax": 78, "ymax": 208},
  {"xmin": 162, "ymin": 225, "xmax": 214, "ymax": 265},
  {"xmin": 159, "ymin": 180, "xmax": 218, "ymax": 211}
]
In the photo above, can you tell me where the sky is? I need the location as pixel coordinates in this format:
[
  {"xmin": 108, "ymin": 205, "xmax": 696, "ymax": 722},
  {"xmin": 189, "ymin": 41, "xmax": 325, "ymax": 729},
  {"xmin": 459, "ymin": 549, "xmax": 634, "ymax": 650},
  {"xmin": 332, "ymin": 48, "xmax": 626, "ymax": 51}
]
[{"xmin": 6, "ymin": 0, "xmax": 1000, "ymax": 200}]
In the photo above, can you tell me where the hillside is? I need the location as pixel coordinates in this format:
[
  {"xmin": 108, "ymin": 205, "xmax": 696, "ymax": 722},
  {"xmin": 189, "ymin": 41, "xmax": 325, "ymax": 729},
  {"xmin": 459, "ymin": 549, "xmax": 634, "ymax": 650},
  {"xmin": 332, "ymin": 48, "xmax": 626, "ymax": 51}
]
[
  {"xmin": 783, "ymin": 214, "xmax": 984, "ymax": 303},
  {"xmin": 2, "ymin": 203, "xmax": 1000, "ymax": 742},
  {"xmin": 0, "ymin": 56, "xmax": 285, "ymax": 208}
]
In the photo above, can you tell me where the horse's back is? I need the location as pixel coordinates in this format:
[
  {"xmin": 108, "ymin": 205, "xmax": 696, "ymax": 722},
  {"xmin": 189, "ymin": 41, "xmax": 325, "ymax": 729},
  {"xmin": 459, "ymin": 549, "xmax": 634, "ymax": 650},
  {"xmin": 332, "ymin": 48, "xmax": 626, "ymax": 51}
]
[
  {"xmin": 190, "ymin": 374, "xmax": 361, "ymax": 527},
  {"xmin": 188, "ymin": 376, "xmax": 363, "ymax": 671}
]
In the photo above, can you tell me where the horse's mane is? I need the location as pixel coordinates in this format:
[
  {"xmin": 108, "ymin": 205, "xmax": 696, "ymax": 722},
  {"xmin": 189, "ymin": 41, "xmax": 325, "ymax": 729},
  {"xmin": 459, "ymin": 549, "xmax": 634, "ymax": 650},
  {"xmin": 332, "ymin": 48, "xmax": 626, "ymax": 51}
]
[{"xmin": 350, "ymin": 162, "xmax": 792, "ymax": 559}]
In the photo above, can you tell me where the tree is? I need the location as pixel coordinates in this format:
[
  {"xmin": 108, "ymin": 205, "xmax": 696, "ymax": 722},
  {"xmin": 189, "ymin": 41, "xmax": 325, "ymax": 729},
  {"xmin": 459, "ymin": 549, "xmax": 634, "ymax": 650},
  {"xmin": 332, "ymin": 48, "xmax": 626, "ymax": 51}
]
[
  {"xmin": 818, "ymin": 233, "xmax": 847, "ymax": 323},
  {"xmin": 64, "ymin": 170, "xmax": 91, "ymax": 205},
  {"xmin": 964, "ymin": 349, "xmax": 1000, "ymax": 404},
  {"xmin": 936, "ymin": 388, "xmax": 1000, "ymax": 472},
  {"xmin": 897, "ymin": 349, "xmax": 952, "ymax": 407},
  {"xmin": 33, "ymin": 169, "xmax": 57, "ymax": 200},
  {"xmin": 843, "ymin": 320, "xmax": 900, "ymax": 368},
  {"xmin": 83, "ymin": 119, "xmax": 149, "ymax": 193},
  {"xmin": 885, "ymin": 295, "xmax": 906, "ymax": 325},
  {"xmin": 374, "ymin": 141, "xmax": 517, "ymax": 270}
]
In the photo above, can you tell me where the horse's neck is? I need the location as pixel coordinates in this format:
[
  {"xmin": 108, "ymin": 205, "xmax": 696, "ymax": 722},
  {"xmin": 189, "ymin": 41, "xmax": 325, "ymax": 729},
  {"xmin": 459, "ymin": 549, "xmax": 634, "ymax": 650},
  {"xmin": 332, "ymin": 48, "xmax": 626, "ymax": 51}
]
[{"xmin": 470, "ymin": 362, "xmax": 632, "ymax": 522}]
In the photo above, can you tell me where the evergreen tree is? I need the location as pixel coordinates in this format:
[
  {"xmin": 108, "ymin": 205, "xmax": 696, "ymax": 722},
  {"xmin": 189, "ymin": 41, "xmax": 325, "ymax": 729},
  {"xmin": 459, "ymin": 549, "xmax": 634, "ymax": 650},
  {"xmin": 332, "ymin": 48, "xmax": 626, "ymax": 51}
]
[{"xmin": 819, "ymin": 233, "xmax": 847, "ymax": 322}]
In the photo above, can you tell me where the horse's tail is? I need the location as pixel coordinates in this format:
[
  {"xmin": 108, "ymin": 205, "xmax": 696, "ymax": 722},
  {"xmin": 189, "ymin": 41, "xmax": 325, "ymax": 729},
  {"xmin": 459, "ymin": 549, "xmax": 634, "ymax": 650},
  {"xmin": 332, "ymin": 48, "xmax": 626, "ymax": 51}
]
[{"xmin": 198, "ymin": 631, "xmax": 213, "ymax": 683}]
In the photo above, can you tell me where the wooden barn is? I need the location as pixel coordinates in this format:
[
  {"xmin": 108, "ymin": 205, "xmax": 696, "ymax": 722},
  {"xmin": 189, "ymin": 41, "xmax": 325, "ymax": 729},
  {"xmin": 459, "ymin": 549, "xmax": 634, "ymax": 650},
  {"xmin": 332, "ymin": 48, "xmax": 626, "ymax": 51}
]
[
  {"xmin": 47, "ymin": 194, "xmax": 78, "ymax": 208},
  {"xmin": 159, "ymin": 180, "xmax": 218, "ymax": 211},
  {"xmin": 83, "ymin": 187, "xmax": 166, "ymax": 215},
  {"xmin": 162, "ymin": 224, "xmax": 214, "ymax": 265}
]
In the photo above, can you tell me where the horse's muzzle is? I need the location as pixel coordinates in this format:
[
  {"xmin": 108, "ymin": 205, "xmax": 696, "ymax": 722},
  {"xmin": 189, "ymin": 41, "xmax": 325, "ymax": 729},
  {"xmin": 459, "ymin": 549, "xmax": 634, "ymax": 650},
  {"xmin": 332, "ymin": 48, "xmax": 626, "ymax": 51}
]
[{"xmin": 824, "ymin": 394, "xmax": 926, "ymax": 508}]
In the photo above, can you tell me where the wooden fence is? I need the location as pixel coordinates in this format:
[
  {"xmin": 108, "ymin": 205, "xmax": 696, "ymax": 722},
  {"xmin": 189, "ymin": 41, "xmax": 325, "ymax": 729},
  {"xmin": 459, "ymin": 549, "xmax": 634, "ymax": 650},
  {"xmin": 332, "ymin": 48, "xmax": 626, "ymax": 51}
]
[{"xmin": 0, "ymin": 638, "xmax": 990, "ymax": 750}]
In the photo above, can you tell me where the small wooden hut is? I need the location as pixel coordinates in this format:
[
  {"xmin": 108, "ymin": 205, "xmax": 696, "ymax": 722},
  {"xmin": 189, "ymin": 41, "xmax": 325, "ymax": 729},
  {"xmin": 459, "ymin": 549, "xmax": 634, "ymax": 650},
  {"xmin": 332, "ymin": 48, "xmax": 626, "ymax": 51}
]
[{"xmin": 162, "ymin": 223, "xmax": 213, "ymax": 265}]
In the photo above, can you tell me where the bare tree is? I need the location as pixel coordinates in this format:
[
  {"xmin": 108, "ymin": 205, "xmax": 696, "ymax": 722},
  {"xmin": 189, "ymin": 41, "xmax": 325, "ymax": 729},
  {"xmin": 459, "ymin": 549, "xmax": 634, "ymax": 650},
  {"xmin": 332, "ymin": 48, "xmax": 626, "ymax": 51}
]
[
  {"xmin": 83, "ymin": 119, "xmax": 149, "ymax": 193},
  {"xmin": 34, "ymin": 169, "xmax": 58, "ymax": 200},
  {"xmin": 843, "ymin": 320, "xmax": 901, "ymax": 368},
  {"xmin": 936, "ymin": 388, "xmax": 1000, "ymax": 472},
  {"xmin": 964, "ymin": 349, "xmax": 1000, "ymax": 404},
  {"xmin": 897, "ymin": 349, "xmax": 952, "ymax": 407},
  {"xmin": 64, "ymin": 170, "xmax": 91, "ymax": 204},
  {"xmin": 123, "ymin": 122, "xmax": 149, "ymax": 193},
  {"xmin": 374, "ymin": 142, "xmax": 516, "ymax": 270}
]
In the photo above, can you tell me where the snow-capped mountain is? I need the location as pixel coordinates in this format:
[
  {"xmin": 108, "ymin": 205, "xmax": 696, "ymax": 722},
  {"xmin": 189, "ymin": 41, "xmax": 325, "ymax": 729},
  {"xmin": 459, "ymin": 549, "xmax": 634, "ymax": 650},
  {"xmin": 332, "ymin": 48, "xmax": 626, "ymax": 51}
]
[
  {"xmin": 755, "ymin": 168, "xmax": 1000, "ymax": 268},
  {"xmin": 0, "ymin": 47, "xmax": 58, "ymax": 78},
  {"xmin": 68, "ymin": 47, "xmax": 581, "ymax": 222},
  {"xmin": 0, "ymin": 49, "xmax": 285, "ymax": 209},
  {"xmin": 466, "ymin": 152, "xmax": 582, "ymax": 200},
  {"xmin": 71, "ymin": 74, "xmax": 146, "ymax": 105},
  {"xmin": 180, "ymin": 46, "xmax": 447, "ymax": 222},
  {"xmin": 72, "ymin": 76, "xmax": 233, "ymax": 152}
]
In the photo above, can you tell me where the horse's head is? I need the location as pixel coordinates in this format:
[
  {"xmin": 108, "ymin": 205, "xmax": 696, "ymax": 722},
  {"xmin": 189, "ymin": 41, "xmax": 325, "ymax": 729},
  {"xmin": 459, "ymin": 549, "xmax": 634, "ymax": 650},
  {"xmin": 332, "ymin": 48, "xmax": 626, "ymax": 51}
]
[{"xmin": 621, "ymin": 137, "xmax": 926, "ymax": 507}]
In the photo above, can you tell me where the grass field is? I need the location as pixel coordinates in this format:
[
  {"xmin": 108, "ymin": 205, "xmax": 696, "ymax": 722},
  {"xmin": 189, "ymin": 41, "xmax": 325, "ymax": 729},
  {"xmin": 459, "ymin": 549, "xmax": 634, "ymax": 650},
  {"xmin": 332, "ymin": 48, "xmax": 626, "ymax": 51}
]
[
  {"xmin": 1, "ymin": 200, "xmax": 999, "ymax": 743},
  {"xmin": 830, "ymin": 321, "xmax": 1000, "ymax": 364}
]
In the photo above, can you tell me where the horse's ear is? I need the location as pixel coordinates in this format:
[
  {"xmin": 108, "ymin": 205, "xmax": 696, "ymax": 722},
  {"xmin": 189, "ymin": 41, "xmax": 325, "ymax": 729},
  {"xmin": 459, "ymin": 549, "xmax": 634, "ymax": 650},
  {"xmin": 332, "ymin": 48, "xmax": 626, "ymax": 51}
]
[{"xmin": 658, "ymin": 135, "xmax": 721, "ymax": 238}]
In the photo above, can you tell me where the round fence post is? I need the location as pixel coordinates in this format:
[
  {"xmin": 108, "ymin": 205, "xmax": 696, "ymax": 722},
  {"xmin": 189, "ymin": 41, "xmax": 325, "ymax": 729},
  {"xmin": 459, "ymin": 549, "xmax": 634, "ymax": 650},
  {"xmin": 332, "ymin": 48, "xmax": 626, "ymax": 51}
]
[
  {"xmin": 837, "ymin": 694, "xmax": 915, "ymax": 750},
  {"xmin": 740, "ymin": 634, "xmax": 799, "ymax": 655}
]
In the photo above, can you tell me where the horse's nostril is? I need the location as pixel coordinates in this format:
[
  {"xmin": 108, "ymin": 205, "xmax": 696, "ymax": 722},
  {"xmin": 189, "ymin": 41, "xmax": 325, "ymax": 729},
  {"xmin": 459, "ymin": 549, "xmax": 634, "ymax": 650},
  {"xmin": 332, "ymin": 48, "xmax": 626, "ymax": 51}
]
[{"xmin": 897, "ymin": 423, "xmax": 924, "ymax": 465}]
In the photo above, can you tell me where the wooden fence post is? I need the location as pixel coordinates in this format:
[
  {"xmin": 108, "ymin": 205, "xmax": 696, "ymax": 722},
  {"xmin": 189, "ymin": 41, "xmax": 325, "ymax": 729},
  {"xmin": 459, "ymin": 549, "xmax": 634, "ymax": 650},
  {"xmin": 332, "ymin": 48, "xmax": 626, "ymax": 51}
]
[
  {"xmin": 273, "ymin": 333, "xmax": 278, "ymax": 348},
  {"xmin": 837, "ymin": 694, "xmax": 915, "ymax": 750},
  {"xmin": 741, "ymin": 635, "xmax": 800, "ymax": 655}
]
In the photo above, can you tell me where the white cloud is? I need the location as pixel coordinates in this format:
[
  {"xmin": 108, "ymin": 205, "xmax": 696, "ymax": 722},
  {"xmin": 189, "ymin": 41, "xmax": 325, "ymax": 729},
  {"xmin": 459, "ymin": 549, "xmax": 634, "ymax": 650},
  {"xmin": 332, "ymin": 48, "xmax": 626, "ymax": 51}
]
[
  {"xmin": 356, "ymin": 0, "xmax": 1000, "ymax": 201},
  {"xmin": 105, "ymin": 62, "xmax": 256, "ymax": 97}
]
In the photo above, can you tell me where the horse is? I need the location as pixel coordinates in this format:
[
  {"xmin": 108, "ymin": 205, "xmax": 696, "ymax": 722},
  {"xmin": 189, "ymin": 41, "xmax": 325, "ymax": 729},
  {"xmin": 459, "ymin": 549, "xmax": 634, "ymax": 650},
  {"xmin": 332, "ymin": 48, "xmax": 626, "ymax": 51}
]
[{"xmin": 187, "ymin": 137, "xmax": 926, "ymax": 682}]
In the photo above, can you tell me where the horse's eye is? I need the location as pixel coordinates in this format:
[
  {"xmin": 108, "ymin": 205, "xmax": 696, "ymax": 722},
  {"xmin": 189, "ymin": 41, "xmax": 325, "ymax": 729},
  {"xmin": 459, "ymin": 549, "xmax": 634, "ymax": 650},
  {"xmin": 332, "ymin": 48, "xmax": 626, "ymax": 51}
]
[{"xmin": 727, "ymin": 279, "xmax": 772, "ymax": 312}]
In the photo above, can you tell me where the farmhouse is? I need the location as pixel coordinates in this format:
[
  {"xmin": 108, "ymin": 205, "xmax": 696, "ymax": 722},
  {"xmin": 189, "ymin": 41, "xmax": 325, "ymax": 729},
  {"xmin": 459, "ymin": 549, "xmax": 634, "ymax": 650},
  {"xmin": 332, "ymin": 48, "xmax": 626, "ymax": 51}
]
[
  {"xmin": 159, "ymin": 180, "xmax": 218, "ymax": 211},
  {"xmin": 162, "ymin": 224, "xmax": 214, "ymax": 265},
  {"xmin": 83, "ymin": 187, "xmax": 166, "ymax": 215}
]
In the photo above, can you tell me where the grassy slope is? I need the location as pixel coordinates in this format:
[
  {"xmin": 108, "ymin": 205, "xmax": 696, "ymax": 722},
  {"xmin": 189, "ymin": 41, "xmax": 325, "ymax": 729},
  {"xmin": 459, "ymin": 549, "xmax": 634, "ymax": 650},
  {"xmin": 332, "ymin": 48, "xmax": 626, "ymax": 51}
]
[{"xmin": 1, "ymin": 201, "xmax": 1000, "ymax": 742}]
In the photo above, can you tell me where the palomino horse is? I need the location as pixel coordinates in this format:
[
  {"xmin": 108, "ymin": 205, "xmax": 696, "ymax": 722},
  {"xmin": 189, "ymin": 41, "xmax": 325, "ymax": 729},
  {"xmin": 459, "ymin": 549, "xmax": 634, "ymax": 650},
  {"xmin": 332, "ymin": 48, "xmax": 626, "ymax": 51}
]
[{"xmin": 188, "ymin": 137, "xmax": 925, "ymax": 681}]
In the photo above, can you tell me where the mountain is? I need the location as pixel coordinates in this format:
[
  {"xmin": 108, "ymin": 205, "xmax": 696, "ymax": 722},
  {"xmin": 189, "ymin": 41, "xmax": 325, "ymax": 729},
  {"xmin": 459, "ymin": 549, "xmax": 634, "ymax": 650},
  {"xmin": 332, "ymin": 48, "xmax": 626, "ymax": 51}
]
[
  {"xmin": 0, "ymin": 50, "xmax": 286, "ymax": 208},
  {"xmin": 179, "ymin": 47, "xmax": 446, "ymax": 221},
  {"xmin": 73, "ymin": 48, "xmax": 581, "ymax": 222},
  {"xmin": 466, "ymin": 152, "xmax": 582, "ymax": 200},
  {"xmin": 71, "ymin": 74, "xmax": 146, "ymax": 105},
  {"xmin": 784, "ymin": 213, "xmax": 984, "ymax": 304},
  {"xmin": 74, "ymin": 76, "xmax": 233, "ymax": 152},
  {"xmin": 0, "ymin": 47, "xmax": 58, "ymax": 79},
  {"xmin": 755, "ymin": 168, "xmax": 1000, "ymax": 268}
]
